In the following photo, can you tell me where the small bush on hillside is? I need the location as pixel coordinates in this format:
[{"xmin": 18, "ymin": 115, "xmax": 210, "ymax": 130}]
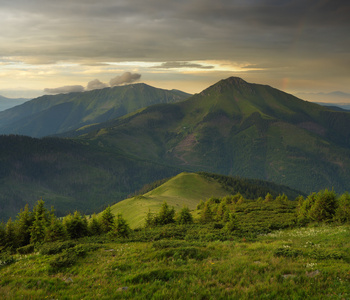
[
  {"xmin": 40, "ymin": 241, "xmax": 76, "ymax": 255},
  {"xmin": 17, "ymin": 244, "xmax": 35, "ymax": 255},
  {"xmin": 0, "ymin": 252, "xmax": 15, "ymax": 267}
]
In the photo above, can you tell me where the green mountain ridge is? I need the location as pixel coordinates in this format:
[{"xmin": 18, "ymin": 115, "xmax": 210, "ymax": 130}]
[
  {"xmin": 0, "ymin": 135, "xmax": 182, "ymax": 221},
  {"xmin": 0, "ymin": 95, "xmax": 29, "ymax": 112},
  {"xmin": 76, "ymin": 77, "xmax": 350, "ymax": 193},
  {"xmin": 0, "ymin": 84, "xmax": 191, "ymax": 137}
]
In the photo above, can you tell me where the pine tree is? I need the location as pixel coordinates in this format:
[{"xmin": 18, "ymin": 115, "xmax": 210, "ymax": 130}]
[
  {"xmin": 99, "ymin": 206, "xmax": 115, "ymax": 233},
  {"xmin": 144, "ymin": 209, "xmax": 155, "ymax": 228},
  {"xmin": 224, "ymin": 213, "xmax": 240, "ymax": 232},
  {"xmin": 88, "ymin": 214, "xmax": 102, "ymax": 236},
  {"xmin": 335, "ymin": 192, "xmax": 350, "ymax": 223},
  {"xmin": 177, "ymin": 206, "xmax": 193, "ymax": 224},
  {"xmin": 109, "ymin": 214, "xmax": 131, "ymax": 238},
  {"xmin": 200, "ymin": 201, "xmax": 213, "ymax": 223},
  {"xmin": 45, "ymin": 215, "xmax": 67, "ymax": 242},
  {"xmin": 30, "ymin": 200, "xmax": 50, "ymax": 244},
  {"xmin": 0, "ymin": 222, "xmax": 6, "ymax": 247},
  {"xmin": 63, "ymin": 211, "xmax": 89, "ymax": 239},
  {"xmin": 5, "ymin": 218, "xmax": 18, "ymax": 249},
  {"xmin": 15, "ymin": 204, "xmax": 33, "ymax": 247},
  {"xmin": 154, "ymin": 202, "xmax": 175, "ymax": 225},
  {"xmin": 264, "ymin": 193, "xmax": 274, "ymax": 203}
]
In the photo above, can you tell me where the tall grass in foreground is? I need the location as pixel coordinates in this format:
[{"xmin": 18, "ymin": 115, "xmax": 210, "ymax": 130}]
[{"xmin": 0, "ymin": 223, "xmax": 349, "ymax": 299}]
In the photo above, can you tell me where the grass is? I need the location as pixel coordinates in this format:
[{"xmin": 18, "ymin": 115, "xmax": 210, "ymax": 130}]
[
  {"xmin": 0, "ymin": 223, "xmax": 349, "ymax": 299},
  {"xmin": 110, "ymin": 172, "xmax": 229, "ymax": 228}
]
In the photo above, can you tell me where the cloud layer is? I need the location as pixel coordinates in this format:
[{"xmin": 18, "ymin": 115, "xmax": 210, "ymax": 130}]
[
  {"xmin": 44, "ymin": 72, "xmax": 141, "ymax": 94},
  {"xmin": 110, "ymin": 72, "xmax": 141, "ymax": 87},
  {"xmin": 0, "ymin": 0, "xmax": 349, "ymax": 94}
]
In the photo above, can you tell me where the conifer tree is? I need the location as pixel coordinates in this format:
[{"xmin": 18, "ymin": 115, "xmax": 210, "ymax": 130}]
[
  {"xmin": 154, "ymin": 202, "xmax": 175, "ymax": 225},
  {"xmin": 0, "ymin": 222, "xmax": 6, "ymax": 247},
  {"xmin": 264, "ymin": 193, "xmax": 274, "ymax": 203},
  {"xmin": 45, "ymin": 215, "xmax": 67, "ymax": 242},
  {"xmin": 30, "ymin": 200, "xmax": 50, "ymax": 244},
  {"xmin": 99, "ymin": 206, "xmax": 115, "ymax": 233},
  {"xmin": 200, "ymin": 201, "xmax": 213, "ymax": 223},
  {"xmin": 88, "ymin": 214, "xmax": 102, "ymax": 236},
  {"xmin": 15, "ymin": 204, "xmax": 33, "ymax": 247},
  {"xmin": 144, "ymin": 209, "xmax": 155, "ymax": 228},
  {"xmin": 177, "ymin": 206, "xmax": 193, "ymax": 224},
  {"xmin": 5, "ymin": 217, "xmax": 17, "ymax": 249},
  {"xmin": 335, "ymin": 192, "xmax": 350, "ymax": 223},
  {"xmin": 224, "ymin": 213, "xmax": 240, "ymax": 232},
  {"xmin": 109, "ymin": 214, "xmax": 131, "ymax": 238},
  {"xmin": 63, "ymin": 211, "xmax": 89, "ymax": 239}
]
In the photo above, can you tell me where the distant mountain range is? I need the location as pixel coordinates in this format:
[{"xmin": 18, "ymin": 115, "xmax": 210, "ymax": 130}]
[
  {"xmin": 296, "ymin": 91, "xmax": 350, "ymax": 107},
  {"xmin": 1, "ymin": 77, "xmax": 350, "ymax": 221},
  {"xmin": 317, "ymin": 102, "xmax": 350, "ymax": 111},
  {"xmin": 0, "ymin": 84, "xmax": 191, "ymax": 137},
  {"xmin": 0, "ymin": 95, "xmax": 29, "ymax": 112}
]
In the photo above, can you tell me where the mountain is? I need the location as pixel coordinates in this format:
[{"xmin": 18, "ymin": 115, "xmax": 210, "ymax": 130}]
[
  {"xmin": 0, "ymin": 84, "xmax": 191, "ymax": 137},
  {"xmin": 109, "ymin": 172, "xmax": 303, "ymax": 228},
  {"xmin": 75, "ymin": 77, "xmax": 350, "ymax": 194},
  {"xmin": 2, "ymin": 77, "xmax": 350, "ymax": 221},
  {"xmin": 0, "ymin": 135, "xmax": 181, "ymax": 221},
  {"xmin": 0, "ymin": 95, "xmax": 29, "ymax": 112}
]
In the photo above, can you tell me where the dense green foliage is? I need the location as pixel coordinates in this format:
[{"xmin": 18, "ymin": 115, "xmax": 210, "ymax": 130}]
[
  {"xmin": 0, "ymin": 134, "xmax": 180, "ymax": 221},
  {"xmin": 199, "ymin": 172, "xmax": 303, "ymax": 200}
]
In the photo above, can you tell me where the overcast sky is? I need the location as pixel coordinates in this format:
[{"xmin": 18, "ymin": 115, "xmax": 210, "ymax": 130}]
[{"xmin": 0, "ymin": 0, "xmax": 349, "ymax": 99}]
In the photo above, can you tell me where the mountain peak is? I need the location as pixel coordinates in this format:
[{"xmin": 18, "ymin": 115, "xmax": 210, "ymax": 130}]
[{"xmin": 200, "ymin": 76, "xmax": 253, "ymax": 96}]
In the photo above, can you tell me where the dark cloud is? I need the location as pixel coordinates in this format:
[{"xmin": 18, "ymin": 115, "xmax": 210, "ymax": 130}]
[
  {"xmin": 155, "ymin": 61, "xmax": 214, "ymax": 69},
  {"xmin": 110, "ymin": 72, "xmax": 141, "ymax": 87},
  {"xmin": 1, "ymin": 0, "xmax": 350, "ymax": 93},
  {"xmin": 2, "ymin": 0, "xmax": 349, "ymax": 63},
  {"xmin": 86, "ymin": 79, "xmax": 108, "ymax": 91},
  {"xmin": 44, "ymin": 85, "xmax": 85, "ymax": 94}
]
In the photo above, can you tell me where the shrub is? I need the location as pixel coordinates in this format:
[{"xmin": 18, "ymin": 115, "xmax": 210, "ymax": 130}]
[
  {"xmin": 224, "ymin": 213, "xmax": 240, "ymax": 232},
  {"xmin": 39, "ymin": 241, "xmax": 76, "ymax": 255},
  {"xmin": 49, "ymin": 251, "xmax": 78, "ymax": 271},
  {"xmin": 274, "ymin": 247, "xmax": 303, "ymax": 258},
  {"xmin": 0, "ymin": 252, "xmax": 15, "ymax": 267},
  {"xmin": 17, "ymin": 244, "xmax": 35, "ymax": 255}
]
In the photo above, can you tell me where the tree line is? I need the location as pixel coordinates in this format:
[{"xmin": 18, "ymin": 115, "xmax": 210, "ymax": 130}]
[{"xmin": 1, "ymin": 188, "xmax": 349, "ymax": 254}]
